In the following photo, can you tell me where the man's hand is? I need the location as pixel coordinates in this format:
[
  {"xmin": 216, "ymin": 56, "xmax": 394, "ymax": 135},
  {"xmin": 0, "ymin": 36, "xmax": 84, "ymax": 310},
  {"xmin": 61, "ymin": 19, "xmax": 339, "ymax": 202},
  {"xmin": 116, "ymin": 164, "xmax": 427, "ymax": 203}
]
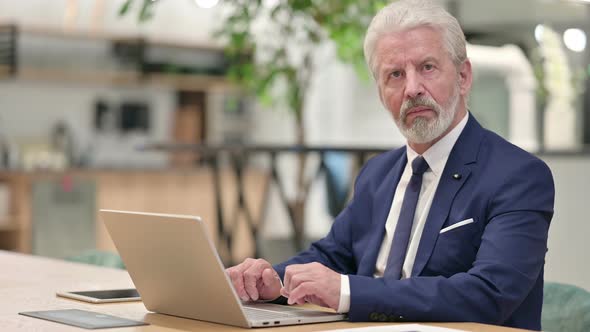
[
  {"xmin": 281, "ymin": 262, "xmax": 341, "ymax": 311},
  {"xmin": 226, "ymin": 258, "xmax": 282, "ymax": 302}
]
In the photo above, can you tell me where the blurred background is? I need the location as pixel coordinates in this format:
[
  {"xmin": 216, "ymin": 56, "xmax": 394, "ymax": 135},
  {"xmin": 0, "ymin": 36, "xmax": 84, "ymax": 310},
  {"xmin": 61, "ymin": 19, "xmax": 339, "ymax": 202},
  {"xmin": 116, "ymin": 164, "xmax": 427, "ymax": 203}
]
[{"xmin": 0, "ymin": 0, "xmax": 588, "ymax": 294}]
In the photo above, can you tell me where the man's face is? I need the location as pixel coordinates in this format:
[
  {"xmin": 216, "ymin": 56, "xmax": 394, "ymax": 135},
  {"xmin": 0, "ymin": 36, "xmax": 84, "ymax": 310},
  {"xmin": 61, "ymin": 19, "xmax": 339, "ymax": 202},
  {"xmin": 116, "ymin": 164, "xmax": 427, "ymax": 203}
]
[{"xmin": 374, "ymin": 26, "xmax": 471, "ymax": 144}]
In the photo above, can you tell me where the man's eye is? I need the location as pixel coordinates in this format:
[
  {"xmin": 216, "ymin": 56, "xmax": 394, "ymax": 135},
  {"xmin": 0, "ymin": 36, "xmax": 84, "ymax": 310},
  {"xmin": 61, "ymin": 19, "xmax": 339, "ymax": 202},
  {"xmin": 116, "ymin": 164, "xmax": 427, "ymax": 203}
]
[
  {"xmin": 390, "ymin": 71, "xmax": 402, "ymax": 78},
  {"xmin": 424, "ymin": 64, "xmax": 434, "ymax": 71}
]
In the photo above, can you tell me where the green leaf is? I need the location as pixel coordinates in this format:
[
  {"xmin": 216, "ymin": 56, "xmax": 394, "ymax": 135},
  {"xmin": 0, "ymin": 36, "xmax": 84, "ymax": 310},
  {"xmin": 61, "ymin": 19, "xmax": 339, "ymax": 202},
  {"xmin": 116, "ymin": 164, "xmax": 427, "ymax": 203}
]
[
  {"xmin": 119, "ymin": 0, "xmax": 133, "ymax": 16},
  {"xmin": 117, "ymin": 0, "xmax": 393, "ymax": 140},
  {"xmin": 139, "ymin": 0, "xmax": 154, "ymax": 22}
]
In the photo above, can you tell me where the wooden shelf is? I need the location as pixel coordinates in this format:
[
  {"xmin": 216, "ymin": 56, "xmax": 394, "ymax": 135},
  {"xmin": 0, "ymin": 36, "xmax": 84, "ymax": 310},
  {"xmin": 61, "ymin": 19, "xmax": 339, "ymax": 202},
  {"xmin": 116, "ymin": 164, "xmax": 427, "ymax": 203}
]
[
  {"xmin": 0, "ymin": 214, "xmax": 20, "ymax": 231},
  {"xmin": 16, "ymin": 23, "xmax": 224, "ymax": 52},
  {"xmin": 0, "ymin": 223, "xmax": 19, "ymax": 231},
  {"xmin": 0, "ymin": 65, "xmax": 233, "ymax": 91},
  {"xmin": 145, "ymin": 72, "xmax": 230, "ymax": 91},
  {"xmin": 0, "ymin": 23, "xmax": 235, "ymax": 92},
  {"xmin": 11, "ymin": 66, "xmax": 139, "ymax": 83},
  {"xmin": 0, "ymin": 65, "xmax": 11, "ymax": 76}
]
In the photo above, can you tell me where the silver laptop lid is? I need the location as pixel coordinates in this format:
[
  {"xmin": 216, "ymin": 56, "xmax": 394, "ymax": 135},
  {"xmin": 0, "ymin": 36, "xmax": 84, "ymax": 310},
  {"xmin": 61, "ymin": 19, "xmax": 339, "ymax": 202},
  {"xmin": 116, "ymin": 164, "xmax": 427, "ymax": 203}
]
[{"xmin": 100, "ymin": 209, "xmax": 251, "ymax": 328}]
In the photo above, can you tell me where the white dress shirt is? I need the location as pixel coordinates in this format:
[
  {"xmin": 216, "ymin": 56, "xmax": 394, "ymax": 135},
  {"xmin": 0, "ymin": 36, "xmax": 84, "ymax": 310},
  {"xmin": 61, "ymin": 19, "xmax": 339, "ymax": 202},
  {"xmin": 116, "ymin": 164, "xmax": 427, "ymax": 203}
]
[{"xmin": 337, "ymin": 112, "xmax": 469, "ymax": 313}]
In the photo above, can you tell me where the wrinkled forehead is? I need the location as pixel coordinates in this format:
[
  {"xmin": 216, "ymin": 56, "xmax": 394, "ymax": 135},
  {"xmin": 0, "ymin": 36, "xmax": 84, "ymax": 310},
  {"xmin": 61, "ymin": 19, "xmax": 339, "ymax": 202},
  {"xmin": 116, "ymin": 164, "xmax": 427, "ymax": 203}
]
[{"xmin": 374, "ymin": 26, "xmax": 450, "ymax": 66}]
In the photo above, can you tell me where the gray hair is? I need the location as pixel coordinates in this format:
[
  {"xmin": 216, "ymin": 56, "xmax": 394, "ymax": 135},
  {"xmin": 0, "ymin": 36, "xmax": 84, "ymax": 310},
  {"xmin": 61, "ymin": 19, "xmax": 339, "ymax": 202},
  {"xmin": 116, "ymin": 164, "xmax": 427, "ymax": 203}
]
[{"xmin": 364, "ymin": 0, "xmax": 467, "ymax": 79}]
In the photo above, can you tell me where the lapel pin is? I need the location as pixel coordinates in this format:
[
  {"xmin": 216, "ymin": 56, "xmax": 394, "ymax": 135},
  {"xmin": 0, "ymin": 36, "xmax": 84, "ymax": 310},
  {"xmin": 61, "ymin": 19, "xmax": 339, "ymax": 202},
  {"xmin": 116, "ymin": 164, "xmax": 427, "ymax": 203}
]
[{"xmin": 452, "ymin": 173, "xmax": 462, "ymax": 180}]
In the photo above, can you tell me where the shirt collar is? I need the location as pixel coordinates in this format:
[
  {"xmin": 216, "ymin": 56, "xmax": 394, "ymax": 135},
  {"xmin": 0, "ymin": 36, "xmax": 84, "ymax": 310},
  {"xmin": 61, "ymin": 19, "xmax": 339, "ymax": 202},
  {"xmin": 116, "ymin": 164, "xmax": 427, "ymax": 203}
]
[{"xmin": 406, "ymin": 112, "xmax": 469, "ymax": 177}]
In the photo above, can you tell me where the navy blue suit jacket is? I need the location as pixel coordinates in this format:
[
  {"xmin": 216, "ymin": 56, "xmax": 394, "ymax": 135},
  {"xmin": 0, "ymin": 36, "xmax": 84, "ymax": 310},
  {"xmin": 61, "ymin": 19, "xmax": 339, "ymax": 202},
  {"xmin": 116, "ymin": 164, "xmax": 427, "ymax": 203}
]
[{"xmin": 274, "ymin": 115, "xmax": 555, "ymax": 330}]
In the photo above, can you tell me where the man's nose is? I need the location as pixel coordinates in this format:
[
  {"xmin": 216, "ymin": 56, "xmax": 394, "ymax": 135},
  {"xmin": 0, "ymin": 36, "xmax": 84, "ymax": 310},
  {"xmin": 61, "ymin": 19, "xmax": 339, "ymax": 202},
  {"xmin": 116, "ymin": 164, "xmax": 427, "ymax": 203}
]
[{"xmin": 404, "ymin": 70, "xmax": 425, "ymax": 99}]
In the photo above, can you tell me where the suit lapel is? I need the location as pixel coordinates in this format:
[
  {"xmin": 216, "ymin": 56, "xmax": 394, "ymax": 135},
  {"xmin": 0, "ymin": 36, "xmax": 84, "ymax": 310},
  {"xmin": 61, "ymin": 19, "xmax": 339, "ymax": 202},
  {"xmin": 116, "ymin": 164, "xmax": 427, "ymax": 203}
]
[
  {"xmin": 411, "ymin": 115, "xmax": 484, "ymax": 276},
  {"xmin": 357, "ymin": 150, "xmax": 407, "ymax": 276}
]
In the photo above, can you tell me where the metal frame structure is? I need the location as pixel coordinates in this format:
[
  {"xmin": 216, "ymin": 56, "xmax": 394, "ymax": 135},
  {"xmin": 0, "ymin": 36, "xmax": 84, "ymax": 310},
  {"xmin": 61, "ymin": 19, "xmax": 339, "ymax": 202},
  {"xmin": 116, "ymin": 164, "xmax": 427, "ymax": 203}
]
[{"xmin": 143, "ymin": 143, "xmax": 391, "ymax": 264}]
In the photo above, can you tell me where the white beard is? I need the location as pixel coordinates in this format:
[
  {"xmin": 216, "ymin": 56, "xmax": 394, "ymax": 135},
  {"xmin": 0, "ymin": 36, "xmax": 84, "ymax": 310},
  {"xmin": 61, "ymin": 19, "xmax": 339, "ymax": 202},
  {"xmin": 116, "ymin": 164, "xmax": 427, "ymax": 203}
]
[{"xmin": 395, "ymin": 84, "xmax": 460, "ymax": 144}]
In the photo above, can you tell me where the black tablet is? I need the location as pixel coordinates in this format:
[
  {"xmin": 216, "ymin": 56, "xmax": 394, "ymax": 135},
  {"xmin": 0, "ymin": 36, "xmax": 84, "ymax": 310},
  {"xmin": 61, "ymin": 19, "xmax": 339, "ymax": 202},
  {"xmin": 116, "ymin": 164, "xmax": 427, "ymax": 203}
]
[{"xmin": 56, "ymin": 288, "xmax": 141, "ymax": 303}]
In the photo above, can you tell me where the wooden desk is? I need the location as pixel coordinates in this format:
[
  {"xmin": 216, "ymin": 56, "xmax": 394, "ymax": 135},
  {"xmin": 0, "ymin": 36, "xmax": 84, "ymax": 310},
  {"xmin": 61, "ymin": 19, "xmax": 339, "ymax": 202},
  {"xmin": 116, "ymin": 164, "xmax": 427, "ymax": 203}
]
[{"xmin": 0, "ymin": 251, "xmax": 531, "ymax": 331}]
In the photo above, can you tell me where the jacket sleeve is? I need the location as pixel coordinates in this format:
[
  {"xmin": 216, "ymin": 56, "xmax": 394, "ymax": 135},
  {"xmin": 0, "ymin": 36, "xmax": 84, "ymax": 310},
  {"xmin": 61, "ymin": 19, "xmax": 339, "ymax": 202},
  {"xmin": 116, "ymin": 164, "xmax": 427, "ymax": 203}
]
[
  {"xmin": 273, "ymin": 159, "xmax": 374, "ymax": 279},
  {"xmin": 347, "ymin": 158, "xmax": 554, "ymax": 327}
]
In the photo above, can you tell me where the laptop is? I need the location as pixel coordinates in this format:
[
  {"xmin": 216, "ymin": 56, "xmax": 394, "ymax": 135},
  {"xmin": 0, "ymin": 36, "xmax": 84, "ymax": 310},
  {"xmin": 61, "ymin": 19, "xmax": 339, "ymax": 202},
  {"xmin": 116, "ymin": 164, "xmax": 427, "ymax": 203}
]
[{"xmin": 100, "ymin": 209, "xmax": 347, "ymax": 328}]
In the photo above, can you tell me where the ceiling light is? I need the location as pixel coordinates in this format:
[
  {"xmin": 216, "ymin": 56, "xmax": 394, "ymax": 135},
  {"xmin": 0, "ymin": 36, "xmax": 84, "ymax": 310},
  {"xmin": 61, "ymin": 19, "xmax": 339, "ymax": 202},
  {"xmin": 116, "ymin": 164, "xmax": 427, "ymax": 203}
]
[
  {"xmin": 194, "ymin": 0, "xmax": 219, "ymax": 9},
  {"xmin": 563, "ymin": 28, "xmax": 587, "ymax": 52}
]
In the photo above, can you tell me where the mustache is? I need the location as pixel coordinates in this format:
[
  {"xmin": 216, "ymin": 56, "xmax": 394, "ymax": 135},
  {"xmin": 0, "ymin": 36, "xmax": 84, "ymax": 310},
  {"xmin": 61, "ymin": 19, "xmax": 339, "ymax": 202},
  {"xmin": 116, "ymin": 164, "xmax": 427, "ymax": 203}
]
[{"xmin": 400, "ymin": 96, "xmax": 441, "ymax": 120}]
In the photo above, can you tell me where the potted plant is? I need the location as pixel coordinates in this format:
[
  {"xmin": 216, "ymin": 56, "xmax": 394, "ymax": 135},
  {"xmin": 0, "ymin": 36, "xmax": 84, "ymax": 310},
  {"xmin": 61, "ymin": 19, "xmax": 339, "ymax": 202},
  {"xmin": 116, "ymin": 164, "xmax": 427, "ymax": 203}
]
[{"xmin": 120, "ymin": 0, "xmax": 388, "ymax": 250}]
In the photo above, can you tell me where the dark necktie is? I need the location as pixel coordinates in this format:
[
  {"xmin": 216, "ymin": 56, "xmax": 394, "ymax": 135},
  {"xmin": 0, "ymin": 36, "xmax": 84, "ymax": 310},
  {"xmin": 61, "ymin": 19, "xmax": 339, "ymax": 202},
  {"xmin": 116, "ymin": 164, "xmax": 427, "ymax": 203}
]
[{"xmin": 384, "ymin": 155, "xmax": 429, "ymax": 279}]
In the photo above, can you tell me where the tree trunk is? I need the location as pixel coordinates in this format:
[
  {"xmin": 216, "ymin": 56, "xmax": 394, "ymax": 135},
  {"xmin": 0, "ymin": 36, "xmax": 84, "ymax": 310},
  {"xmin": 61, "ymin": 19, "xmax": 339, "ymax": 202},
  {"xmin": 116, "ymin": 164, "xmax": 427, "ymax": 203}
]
[{"xmin": 290, "ymin": 97, "xmax": 308, "ymax": 251}]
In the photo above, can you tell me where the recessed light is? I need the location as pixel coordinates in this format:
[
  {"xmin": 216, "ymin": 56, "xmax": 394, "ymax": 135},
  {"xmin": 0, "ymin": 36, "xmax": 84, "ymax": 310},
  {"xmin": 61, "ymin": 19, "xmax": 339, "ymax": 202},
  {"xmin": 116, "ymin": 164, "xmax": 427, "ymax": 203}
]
[{"xmin": 563, "ymin": 28, "xmax": 587, "ymax": 52}]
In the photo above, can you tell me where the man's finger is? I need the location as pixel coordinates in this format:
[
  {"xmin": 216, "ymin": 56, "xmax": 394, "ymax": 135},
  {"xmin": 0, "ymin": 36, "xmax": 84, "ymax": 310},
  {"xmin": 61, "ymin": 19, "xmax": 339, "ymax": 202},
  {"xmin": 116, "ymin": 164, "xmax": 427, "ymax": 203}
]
[
  {"xmin": 285, "ymin": 269, "xmax": 312, "ymax": 294},
  {"xmin": 283, "ymin": 264, "xmax": 302, "ymax": 292},
  {"xmin": 243, "ymin": 259, "xmax": 271, "ymax": 301},
  {"xmin": 287, "ymin": 281, "xmax": 314, "ymax": 305},
  {"xmin": 229, "ymin": 268, "xmax": 249, "ymax": 301},
  {"xmin": 229, "ymin": 259, "xmax": 256, "ymax": 301},
  {"xmin": 280, "ymin": 287, "xmax": 290, "ymax": 298},
  {"xmin": 261, "ymin": 268, "xmax": 279, "ymax": 287},
  {"xmin": 283, "ymin": 262, "xmax": 320, "ymax": 291}
]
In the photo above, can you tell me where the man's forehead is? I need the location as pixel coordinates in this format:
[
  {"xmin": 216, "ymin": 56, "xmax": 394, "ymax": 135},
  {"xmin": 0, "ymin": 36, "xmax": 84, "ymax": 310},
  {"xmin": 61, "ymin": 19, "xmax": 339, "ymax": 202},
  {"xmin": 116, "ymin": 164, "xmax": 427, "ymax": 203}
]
[
  {"xmin": 376, "ymin": 25, "xmax": 444, "ymax": 48},
  {"xmin": 375, "ymin": 29, "xmax": 446, "ymax": 64}
]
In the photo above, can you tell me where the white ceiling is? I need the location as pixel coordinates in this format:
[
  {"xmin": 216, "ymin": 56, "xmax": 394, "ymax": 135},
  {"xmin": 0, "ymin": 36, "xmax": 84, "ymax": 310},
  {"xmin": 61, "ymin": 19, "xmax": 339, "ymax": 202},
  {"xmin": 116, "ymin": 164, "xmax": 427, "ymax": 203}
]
[
  {"xmin": 447, "ymin": 0, "xmax": 590, "ymax": 31},
  {"xmin": 0, "ymin": 0, "xmax": 588, "ymax": 46}
]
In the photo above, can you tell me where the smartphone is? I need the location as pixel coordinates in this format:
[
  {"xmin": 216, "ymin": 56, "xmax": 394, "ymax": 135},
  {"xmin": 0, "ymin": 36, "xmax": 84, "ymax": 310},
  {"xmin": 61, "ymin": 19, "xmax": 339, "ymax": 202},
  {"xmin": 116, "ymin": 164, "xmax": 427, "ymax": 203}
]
[{"xmin": 56, "ymin": 288, "xmax": 141, "ymax": 303}]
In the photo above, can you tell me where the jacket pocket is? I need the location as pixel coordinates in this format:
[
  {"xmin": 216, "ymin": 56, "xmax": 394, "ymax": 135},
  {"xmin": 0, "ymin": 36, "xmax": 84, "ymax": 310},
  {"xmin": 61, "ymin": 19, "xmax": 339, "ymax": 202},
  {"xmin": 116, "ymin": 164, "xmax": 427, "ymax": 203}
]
[{"xmin": 439, "ymin": 218, "xmax": 474, "ymax": 234}]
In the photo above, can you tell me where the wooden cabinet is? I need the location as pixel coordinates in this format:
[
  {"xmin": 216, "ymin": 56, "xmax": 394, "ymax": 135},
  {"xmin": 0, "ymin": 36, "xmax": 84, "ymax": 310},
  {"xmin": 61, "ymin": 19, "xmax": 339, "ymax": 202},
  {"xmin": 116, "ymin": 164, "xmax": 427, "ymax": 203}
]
[
  {"xmin": 0, "ymin": 172, "xmax": 31, "ymax": 252},
  {"xmin": 0, "ymin": 169, "xmax": 268, "ymax": 262}
]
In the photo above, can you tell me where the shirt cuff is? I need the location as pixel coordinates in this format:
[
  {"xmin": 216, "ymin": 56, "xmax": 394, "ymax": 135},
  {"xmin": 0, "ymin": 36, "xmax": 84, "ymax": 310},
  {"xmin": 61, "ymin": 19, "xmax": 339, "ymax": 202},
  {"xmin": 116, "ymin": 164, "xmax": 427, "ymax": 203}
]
[{"xmin": 337, "ymin": 274, "xmax": 351, "ymax": 313}]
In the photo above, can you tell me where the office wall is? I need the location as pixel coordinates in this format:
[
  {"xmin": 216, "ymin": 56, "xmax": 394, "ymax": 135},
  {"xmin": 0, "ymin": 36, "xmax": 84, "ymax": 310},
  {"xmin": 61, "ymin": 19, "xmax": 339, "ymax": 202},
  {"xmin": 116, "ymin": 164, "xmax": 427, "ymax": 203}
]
[
  {"xmin": 542, "ymin": 156, "xmax": 590, "ymax": 292},
  {"xmin": 0, "ymin": 81, "xmax": 174, "ymax": 167},
  {"xmin": 0, "ymin": 0, "xmax": 219, "ymax": 45}
]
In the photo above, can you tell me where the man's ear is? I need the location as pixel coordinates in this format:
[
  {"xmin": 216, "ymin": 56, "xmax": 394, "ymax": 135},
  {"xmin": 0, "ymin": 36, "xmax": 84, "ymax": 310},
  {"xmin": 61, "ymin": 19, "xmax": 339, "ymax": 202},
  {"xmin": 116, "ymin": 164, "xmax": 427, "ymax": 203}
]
[{"xmin": 458, "ymin": 59, "xmax": 473, "ymax": 96}]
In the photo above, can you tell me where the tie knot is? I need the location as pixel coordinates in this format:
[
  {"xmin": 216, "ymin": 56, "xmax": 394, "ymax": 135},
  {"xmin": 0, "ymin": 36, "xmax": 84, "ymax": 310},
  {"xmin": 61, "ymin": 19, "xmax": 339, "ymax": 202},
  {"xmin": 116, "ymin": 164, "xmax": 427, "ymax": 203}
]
[{"xmin": 411, "ymin": 156, "xmax": 429, "ymax": 176}]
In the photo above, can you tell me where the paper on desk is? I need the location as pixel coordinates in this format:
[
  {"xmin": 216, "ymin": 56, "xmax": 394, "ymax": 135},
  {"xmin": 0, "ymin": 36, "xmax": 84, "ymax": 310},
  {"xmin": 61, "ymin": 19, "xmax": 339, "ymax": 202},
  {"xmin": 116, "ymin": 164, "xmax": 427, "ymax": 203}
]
[{"xmin": 320, "ymin": 323, "xmax": 469, "ymax": 332}]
